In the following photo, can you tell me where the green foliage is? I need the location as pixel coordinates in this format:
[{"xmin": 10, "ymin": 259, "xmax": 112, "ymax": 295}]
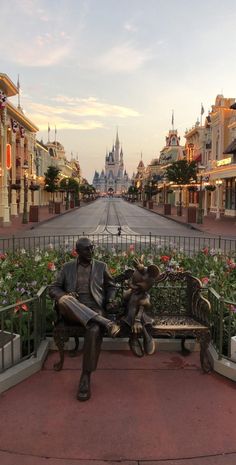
[
  {"xmin": 59, "ymin": 177, "xmax": 80, "ymax": 192},
  {"xmin": 44, "ymin": 166, "xmax": 61, "ymax": 193},
  {"xmin": 0, "ymin": 245, "xmax": 235, "ymax": 346},
  {"xmin": 165, "ymin": 160, "xmax": 197, "ymax": 185}
]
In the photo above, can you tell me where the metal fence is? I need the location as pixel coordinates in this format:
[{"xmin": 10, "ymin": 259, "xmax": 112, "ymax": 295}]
[
  {"xmin": 208, "ymin": 287, "xmax": 236, "ymax": 363},
  {"xmin": 0, "ymin": 233, "xmax": 236, "ymax": 256},
  {"xmin": 0, "ymin": 286, "xmax": 47, "ymax": 373}
]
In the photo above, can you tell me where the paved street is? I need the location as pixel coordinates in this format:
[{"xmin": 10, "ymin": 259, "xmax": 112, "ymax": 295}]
[{"xmin": 1, "ymin": 197, "xmax": 232, "ymax": 238}]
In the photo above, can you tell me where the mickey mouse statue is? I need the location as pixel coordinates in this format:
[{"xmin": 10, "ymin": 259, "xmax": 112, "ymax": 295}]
[{"xmin": 122, "ymin": 256, "xmax": 160, "ymax": 357}]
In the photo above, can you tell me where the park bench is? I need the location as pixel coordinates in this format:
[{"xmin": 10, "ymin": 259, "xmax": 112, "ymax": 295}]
[{"xmin": 52, "ymin": 270, "xmax": 212, "ymax": 373}]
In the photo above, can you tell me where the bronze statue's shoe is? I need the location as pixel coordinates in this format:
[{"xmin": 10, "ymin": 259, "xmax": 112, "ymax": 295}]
[
  {"xmin": 143, "ymin": 327, "xmax": 156, "ymax": 355},
  {"xmin": 143, "ymin": 337, "xmax": 156, "ymax": 355},
  {"xmin": 129, "ymin": 336, "xmax": 144, "ymax": 357},
  {"xmin": 77, "ymin": 373, "xmax": 91, "ymax": 401},
  {"xmin": 107, "ymin": 322, "xmax": 121, "ymax": 338}
]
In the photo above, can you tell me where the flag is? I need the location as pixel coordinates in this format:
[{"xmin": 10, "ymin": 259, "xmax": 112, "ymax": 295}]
[
  {"xmin": 17, "ymin": 74, "xmax": 20, "ymax": 91},
  {"xmin": 201, "ymin": 104, "xmax": 205, "ymax": 115},
  {"xmin": 171, "ymin": 110, "xmax": 174, "ymax": 128},
  {"xmin": 0, "ymin": 90, "xmax": 7, "ymax": 108},
  {"xmin": 55, "ymin": 125, "xmax": 57, "ymax": 135},
  {"xmin": 48, "ymin": 123, "xmax": 50, "ymax": 133}
]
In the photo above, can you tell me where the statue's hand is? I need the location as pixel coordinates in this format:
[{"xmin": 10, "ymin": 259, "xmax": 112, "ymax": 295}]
[
  {"xmin": 132, "ymin": 319, "xmax": 143, "ymax": 334},
  {"xmin": 69, "ymin": 291, "xmax": 79, "ymax": 299},
  {"xmin": 106, "ymin": 300, "xmax": 119, "ymax": 313}
]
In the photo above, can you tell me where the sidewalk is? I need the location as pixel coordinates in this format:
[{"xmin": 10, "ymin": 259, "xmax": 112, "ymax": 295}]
[
  {"xmin": 138, "ymin": 202, "xmax": 236, "ymax": 237},
  {"xmin": 0, "ymin": 349, "xmax": 236, "ymax": 465},
  {"xmin": 0, "ymin": 204, "xmax": 81, "ymax": 238}
]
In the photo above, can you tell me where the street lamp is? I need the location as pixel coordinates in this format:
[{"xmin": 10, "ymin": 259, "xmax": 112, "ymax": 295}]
[
  {"xmin": 22, "ymin": 166, "xmax": 28, "ymax": 224},
  {"xmin": 65, "ymin": 178, "xmax": 69, "ymax": 210},
  {"xmin": 215, "ymin": 179, "xmax": 223, "ymax": 220},
  {"xmin": 197, "ymin": 165, "xmax": 205, "ymax": 224}
]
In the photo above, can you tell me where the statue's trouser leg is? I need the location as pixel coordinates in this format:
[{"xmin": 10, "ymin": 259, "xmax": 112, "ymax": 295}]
[
  {"xmin": 82, "ymin": 323, "xmax": 103, "ymax": 373},
  {"xmin": 58, "ymin": 295, "xmax": 111, "ymax": 328}
]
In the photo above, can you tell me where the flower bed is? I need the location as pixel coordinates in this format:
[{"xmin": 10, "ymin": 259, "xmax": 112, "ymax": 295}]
[{"xmin": 0, "ymin": 244, "xmax": 235, "ymax": 341}]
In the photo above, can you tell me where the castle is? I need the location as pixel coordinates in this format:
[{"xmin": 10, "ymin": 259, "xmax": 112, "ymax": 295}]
[{"xmin": 92, "ymin": 131, "xmax": 131, "ymax": 194}]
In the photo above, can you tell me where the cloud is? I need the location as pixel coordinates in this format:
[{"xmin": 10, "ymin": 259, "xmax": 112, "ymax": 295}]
[
  {"xmin": 24, "ymin": 95, "xmax": 140, "ymax": 131},
  {"xmin": 124, "ymin": 21, "xmax": 137, "ymax": 33},
  {"xmin": 3, "ymin": 32, "xmax": 72, "ymax": 67},
  {"xmin": 96, "ymin": 42, "xmax": 152, "ymax": 73},
  {"xmin": 51, "ymin": 96, "xmax": 140, "ymax": 117}
]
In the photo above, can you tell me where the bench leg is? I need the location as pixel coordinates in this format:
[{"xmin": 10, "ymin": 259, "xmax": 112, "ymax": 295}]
[
  {"xmin": 68, "ymin": 336, "xmax": 80, "ymax": 357},
  {"xmin": 181, "ymin": 337, "xmax": 191, "ymax": 356},
  {"xmin": 199, "ymin": 331, "xmax": 212, "ymax": 373},
  {"xmin": 53, "ymin": 333, "xmax": 68, "ymax": 371}
]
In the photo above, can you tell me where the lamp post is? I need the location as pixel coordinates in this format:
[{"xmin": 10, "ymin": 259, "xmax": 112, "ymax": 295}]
[
  {"xmin": 197, "ymin": 165, "xmax": 205, "ymax": 224},
  {"xmin": 22, "ymin": 166, "xmax": 28, "ymax": 224},
  {"xmin": 215, "ymin": 179, "xmax": 223, "ymax": 220},
  {"xmin": 65, "ymin": 178, "xmax": 69, "ymax": 210},
  {"xmin": 177, "ymin": 185, "xmax": 183, "ymax": 216}
]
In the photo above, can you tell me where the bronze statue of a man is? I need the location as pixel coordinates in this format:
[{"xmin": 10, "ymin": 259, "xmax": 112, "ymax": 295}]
[{"xmin": 49, "ymin": 237, "xmax": 120, "ymax": 401}]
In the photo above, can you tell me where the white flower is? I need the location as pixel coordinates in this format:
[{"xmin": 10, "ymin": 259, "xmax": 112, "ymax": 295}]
[
  {"xmin": 47, "ymin": 243, "xmax": 54, "ymax": 250},
  {"xmin": 34, "ymin": 255, "xmax": 41, "ymax": 262},
  {"xmin": 20, "ymin": 248, "xmax": 26, "ymax": 254},
  {"xmin": 6, "ymin": 273, "xmax": 12, "ymax": 280}
]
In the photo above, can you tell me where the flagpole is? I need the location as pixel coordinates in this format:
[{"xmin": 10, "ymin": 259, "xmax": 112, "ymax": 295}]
[
  {"xmin": 55, "ymin": 125, "xmax": 57, "ymax": 145},
  {"xmin": 17, "ymin": 74, "xmax": 21, "ymax": 109},
  {"xmin": 200, "ymin": 103, "xmax": 202, "ymax": 126},
  {"xmin": 48, "ymin": 123, "xmax": 50, "ymax": 143}
]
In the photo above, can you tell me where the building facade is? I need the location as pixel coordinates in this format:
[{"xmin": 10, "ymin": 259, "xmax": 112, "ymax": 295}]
[{"xmin": 0, "ymin": 73, "xmax": 38, "ymax": 226}]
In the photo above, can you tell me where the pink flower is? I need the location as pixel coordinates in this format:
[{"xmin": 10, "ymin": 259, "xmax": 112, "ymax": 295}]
[
  {"xmin": 71, "ymin": 249, "xmax": 78, "ymax": 257},
  {"xmin": 47, "ymin": 262, "xmax": 56, "ymax": 271},
  {"xmin": 230, "ymin": 305, "xmax": 236, "ymax": 313},
  {"xmin": 201, "ymin": 277, "xmax": 210, "ymax": 285},
  {"xmin": 0, "ymin": 253, "xmax": 6, "ymax": 260},
  {"xmin": 129, "ymin": 244, "xmax": 135, "ymax": 251},
  {"xmin": 21, "ymin": 304, "xmax": 28, "ymax": 312},
  {"xmin": 227, "ymin": 259, "xmax": 236, "ymax": 270},
  {"xmin": 202, "ymin": 247, "xmax": 209, "ymax": 255},
  {"xmin": 161, "ymin": 255, "xmax": 171, "ymax": 263}
]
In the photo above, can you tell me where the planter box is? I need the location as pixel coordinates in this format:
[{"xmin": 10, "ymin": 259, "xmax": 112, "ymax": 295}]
[
  {"xmin": 231, "ymin": 336, "xmax": 236, "ymax": 362},
  {"xmin": 0, "ymin": 331, "xmax": 21, "ymax": 370}
]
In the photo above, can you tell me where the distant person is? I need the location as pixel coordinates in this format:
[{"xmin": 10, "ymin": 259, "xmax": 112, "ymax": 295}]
[{"xmin": 49, "ymin": 237, "xmax": 120, "ymax": 401}]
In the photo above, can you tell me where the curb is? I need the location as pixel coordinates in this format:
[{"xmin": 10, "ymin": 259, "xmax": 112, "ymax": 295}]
[
  {"xmin": 30, "ymin": 206, "xmax": 81, "ymax": 229},
  {"xmin": 137, "ymin": 203, "xmax": 203, "ymax": 232}
]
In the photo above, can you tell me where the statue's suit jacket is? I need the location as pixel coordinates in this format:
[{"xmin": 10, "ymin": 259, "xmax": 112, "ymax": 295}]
[{"xmin": 48, "ymin": 258, "xmax": 116, "ymax": 310}]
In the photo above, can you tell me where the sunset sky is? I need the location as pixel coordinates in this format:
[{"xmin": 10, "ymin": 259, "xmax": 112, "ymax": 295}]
[{"xmin": 2, "ymin": 0, "xmax": 236, "ymax": 181}]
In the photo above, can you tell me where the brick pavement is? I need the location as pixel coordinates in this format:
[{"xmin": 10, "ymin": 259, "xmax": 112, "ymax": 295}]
[
  {"xmin": 0, "ymin": 350, "xmax": 236, "ymax": 465},
  {"xmin": 138, "ymin": 202, "xmax": 236, "ymax": 237}
]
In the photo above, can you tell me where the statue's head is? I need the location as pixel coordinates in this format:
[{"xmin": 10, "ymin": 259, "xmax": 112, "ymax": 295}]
[{"xmin": 75, "ymin": 237, "xmax": 94, "ymax": 263}]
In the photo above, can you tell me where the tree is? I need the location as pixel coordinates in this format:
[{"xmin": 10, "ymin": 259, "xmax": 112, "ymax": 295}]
[
  {"xmin": 165, "ymin": 159, "xmax": 197, "ymax": 185},
  {"xmin": 165, "ymin": 160, "xmax": 197, "ymax": 216},
  {"xmin": 44, "ymin": 166, "xmax": 61, "ymax": 200},
  {"xmin": 59, "ymin": 177, "xmax": 80, "ymax": 193}
]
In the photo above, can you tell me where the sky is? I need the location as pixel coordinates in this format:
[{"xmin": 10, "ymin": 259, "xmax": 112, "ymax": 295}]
[{"xmin": 2, "ymin": 0, "xmax": 236, "ymax": 182}]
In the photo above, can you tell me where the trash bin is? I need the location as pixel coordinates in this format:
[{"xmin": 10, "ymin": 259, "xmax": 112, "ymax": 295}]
[
  {"xmin": 70, "ymin": 200, "xmax": 75, "ymax": 209},
  {"xmin": 48, "ymin": 201, "xmax": 54, "ymax": 213},
  {"xmin": 187, "ymin": 206, "xmax": 197, "ymax": 223},
  {"xmin": 29, "ymin": 205, "xmax": 39, "ymax": 222},
  {"xmin": 54, "ymin": 202, "xmax": 61, "ymax": 214},
  {"xmin": 164, "ymin": 203, "xmax": 171, "ymax": 215}
]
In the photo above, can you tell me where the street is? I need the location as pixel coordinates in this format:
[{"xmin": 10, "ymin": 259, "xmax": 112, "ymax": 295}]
[{"xmin": 24, "ymin": 198, "xmax": 204, "ymax": 237}]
